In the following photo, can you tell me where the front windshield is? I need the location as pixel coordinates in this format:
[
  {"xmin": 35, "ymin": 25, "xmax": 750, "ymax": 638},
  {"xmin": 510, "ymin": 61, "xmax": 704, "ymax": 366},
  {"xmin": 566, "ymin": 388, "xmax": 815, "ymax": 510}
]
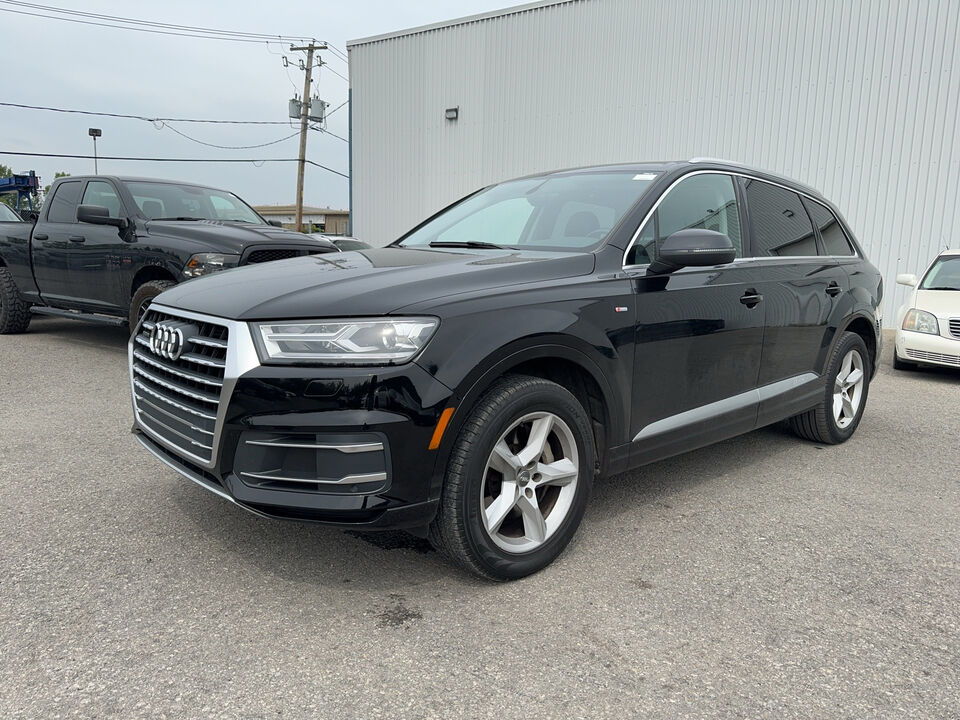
[
  {"xmin": 0, "ymin": 203, "xmax": 21, "ymax": 222},
  {"xmin": 398, "ymin": 171, "xmax": 657, "ymax": 251},
  {"xmin": 920, "ymin": 256, "xmax": 960, "ymax": 290},
  {"xmin": 127, "ymin": 181, "xmax": 264, "ymax": 224}
]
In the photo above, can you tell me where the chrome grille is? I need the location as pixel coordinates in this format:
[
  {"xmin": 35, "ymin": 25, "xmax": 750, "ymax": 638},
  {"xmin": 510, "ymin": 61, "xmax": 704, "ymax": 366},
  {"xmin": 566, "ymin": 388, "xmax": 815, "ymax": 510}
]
[
  {"xmin": 905, "ymin": 348, "xmax": 960, "ymax": 367},
  {"xmin": 131, "ymin": 308, "xmax": 228, "ymax": 463},
  {"xmin": 949, "ymin": 318, "xmax": 960, "ymax": 340}
]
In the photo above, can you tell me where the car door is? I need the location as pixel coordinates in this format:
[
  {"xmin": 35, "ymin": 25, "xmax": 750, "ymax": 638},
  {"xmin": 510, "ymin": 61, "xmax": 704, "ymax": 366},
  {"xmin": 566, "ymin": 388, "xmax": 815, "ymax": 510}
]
[
  {"xmin": 31, "ymin": 179, "xmax": 84, "ymax": 306},
  {"xmin": 627, "ymin": 172, "xmax": 765, "ymax": 466},
  {"xmin": 65, "ymin": 179, "xmax": 127, "ymax": 313},
  {"xmin": 738, "ymin": 177, "xmax": 850, "ymax": 425}
]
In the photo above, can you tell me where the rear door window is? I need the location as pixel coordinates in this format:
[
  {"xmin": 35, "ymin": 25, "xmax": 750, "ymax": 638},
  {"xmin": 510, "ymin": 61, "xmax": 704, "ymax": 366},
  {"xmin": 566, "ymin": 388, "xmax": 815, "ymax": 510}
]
[
  {"xmin": 46, "ymin": 181, "xmax": 83, "ymax": 223},
  {"xmin": 805, "ymin": 199, "xmax": 855, "ymax": 256},
  {"xmin": 742, "ymin": 179, "xmax": 817, "ymax": 257}
]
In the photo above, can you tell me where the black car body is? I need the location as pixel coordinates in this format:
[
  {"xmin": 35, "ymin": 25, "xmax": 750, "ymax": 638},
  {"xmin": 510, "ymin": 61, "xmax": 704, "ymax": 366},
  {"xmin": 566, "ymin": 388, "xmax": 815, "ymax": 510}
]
[
  {"xmin": 0, "ymin": 176, "xmax": 338, "ymax": 331},
  {"xmin": 128, "ymin": 160, "xmax": 882, "ymax": 579}
]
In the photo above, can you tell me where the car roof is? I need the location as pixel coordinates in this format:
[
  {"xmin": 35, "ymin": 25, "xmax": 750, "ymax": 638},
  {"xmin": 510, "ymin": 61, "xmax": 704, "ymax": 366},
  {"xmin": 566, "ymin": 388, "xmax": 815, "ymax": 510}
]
[
  {"xmin": 515, "ymin": 159, "xmax": 827, "ymax": 202},
  {"xmin": 58, "ymin": 176, "xmax": 228, "ymax": 193}
]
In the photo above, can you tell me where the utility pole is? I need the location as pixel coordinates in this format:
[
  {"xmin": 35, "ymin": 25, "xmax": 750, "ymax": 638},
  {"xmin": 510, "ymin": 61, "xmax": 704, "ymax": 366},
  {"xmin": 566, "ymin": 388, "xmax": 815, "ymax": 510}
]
[{"xmin": 290, "ymin": 41, "xmax": 326, "ymax": 232}]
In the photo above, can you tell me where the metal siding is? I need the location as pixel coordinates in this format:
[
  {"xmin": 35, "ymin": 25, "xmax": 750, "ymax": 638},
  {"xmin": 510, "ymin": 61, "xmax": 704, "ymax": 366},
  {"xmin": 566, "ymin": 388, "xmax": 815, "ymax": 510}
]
[{"xmin": 349, "ymin": 0, "xmax": 960, "ymax": 326}]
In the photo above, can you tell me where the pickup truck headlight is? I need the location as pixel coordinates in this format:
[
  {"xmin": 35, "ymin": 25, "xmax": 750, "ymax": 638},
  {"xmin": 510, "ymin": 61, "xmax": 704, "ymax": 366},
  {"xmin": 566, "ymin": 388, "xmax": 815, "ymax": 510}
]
[
  {"xmin": 183, "ymin": 252, "xmax": 240, "ymax": 278},
  {"xmin": 902, "ymin": 308, "xmax": 939, "ymax": 334},
  {"xmin": 253, "ymin": 318, "xmax": 439, "ymax": 365}
]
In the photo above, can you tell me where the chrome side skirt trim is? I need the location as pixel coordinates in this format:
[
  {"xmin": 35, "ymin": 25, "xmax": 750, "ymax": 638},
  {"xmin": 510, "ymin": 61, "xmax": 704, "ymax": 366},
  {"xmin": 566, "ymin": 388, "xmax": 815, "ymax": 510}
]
[{"xmin": 632, "ymin": 372, "xmax": 819, "ymax": 442}]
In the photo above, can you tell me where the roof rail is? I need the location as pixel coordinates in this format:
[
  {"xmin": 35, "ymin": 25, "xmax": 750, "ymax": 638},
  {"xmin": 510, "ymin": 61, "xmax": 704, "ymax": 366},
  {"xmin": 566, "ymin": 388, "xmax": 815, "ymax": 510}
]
[{"xmin": 687, "ymin": 157, "xmax": 745, "ymax": 165}]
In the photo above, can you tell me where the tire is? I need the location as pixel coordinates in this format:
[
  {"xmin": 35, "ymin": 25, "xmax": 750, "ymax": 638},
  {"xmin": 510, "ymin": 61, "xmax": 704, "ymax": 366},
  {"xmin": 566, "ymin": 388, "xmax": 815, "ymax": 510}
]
[
  {"xmin": 129, "ymin": 280, "xmax": 176, "ymax": 330},
  {"xmin": 892, "ymin": 348, "xmax": 915, "ymax": 371},
  {"xmin": 0, "ymin": 265, "xmax": 31, "ymax": 334},
  {"xmin": 790, "ymin": 331, "xmax": 871, "ymax": 445},
  {"xmin": 428, "ymin": 375, "xmax": 596, "ymax": 581}
]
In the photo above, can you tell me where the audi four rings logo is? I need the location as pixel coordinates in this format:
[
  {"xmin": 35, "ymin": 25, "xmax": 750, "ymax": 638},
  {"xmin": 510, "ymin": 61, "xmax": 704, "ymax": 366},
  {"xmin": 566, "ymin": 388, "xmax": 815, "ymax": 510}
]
[{"xmin": 150, "ymin": 322, "xmax": 186, "ymax": 360}]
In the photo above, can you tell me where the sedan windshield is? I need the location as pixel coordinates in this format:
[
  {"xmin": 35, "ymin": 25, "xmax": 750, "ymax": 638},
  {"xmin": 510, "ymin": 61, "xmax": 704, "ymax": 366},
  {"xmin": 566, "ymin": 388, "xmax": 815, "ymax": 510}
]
[
  {"xmin": 920, "ymin": 256, "xmax": 960, "ymax": 290},
  {"xmin": 398, "ymin": 171, "xmax": 657, "ymax": 251},
  {"xmin": 127, "ymin": 181, "xmax": 264, "ymax": 224}
]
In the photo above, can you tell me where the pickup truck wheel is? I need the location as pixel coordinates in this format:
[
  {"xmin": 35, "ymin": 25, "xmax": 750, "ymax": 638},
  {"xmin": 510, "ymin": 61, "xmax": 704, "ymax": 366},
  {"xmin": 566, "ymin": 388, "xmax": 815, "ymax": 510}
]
[
  {"xmin": 130, "ymin": 280, "xmax": 176, "ymax": 330},
  {"xmin": 789, "ymin": 331, "xmax": 871, "ymax": 445},
  {"xmin": 0, "ymin": 266, "xmax": 31, "ymax": 334},
  {"xmin": 429, "ymin": 375, "xmax": 595, "ymax": 581}
]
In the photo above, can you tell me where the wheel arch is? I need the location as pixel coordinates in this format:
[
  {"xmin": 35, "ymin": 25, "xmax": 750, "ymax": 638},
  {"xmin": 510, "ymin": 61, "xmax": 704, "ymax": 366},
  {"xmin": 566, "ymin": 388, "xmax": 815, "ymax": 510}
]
[
  {"xmin": 838, "ymin": 312, "xmax": 879, "ymax": 375},
  {"xmin": 431, "ymin": 340, "xmax": 623, "ymax": 492},
  {"xmin": 130, "ymin": 265, "xmax": 178, "ymax": 298}
]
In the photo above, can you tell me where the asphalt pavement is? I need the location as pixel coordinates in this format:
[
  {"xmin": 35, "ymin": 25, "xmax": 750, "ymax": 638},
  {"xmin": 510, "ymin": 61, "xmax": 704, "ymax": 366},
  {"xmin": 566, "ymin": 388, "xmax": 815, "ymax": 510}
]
[{"xmin": 1, "ymin": 318, "xmax": 958, "ymax": 719}]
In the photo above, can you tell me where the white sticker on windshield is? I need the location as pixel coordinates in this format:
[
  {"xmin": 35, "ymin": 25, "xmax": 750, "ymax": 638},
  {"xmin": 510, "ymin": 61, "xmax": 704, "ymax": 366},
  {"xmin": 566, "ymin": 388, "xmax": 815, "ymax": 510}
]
[{"xmin": 633, "ymin": 173, "xmax": 657, "ymax": 181}]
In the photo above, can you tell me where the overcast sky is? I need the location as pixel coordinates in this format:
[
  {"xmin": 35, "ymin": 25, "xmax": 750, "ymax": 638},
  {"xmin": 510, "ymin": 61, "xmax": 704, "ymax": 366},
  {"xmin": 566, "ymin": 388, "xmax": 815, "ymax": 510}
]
[{"xmin": 0, "ymin": 0, "xmax": 530, "ymax": 209}]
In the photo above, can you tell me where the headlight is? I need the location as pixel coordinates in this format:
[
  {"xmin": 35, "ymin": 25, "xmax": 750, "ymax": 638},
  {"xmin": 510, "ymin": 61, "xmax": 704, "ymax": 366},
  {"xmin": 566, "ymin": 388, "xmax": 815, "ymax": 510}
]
[
  {"xmin": 902, "ymin": 308, "xmax": 939, "ymax": 334},
  {"xmin": 253, "ymin": 317, "xmax": 439, "ymax": 365},
  {"xmin": 182, "ymin": 252, "xmax": 240, "ymax": 278}
]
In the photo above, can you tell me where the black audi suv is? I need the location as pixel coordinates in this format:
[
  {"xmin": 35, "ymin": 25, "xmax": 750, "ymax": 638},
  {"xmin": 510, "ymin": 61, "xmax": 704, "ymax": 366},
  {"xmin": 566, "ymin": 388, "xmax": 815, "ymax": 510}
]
[{"xmin": 129, "ymin": 160, "xmax": 882, "ymax": 580}]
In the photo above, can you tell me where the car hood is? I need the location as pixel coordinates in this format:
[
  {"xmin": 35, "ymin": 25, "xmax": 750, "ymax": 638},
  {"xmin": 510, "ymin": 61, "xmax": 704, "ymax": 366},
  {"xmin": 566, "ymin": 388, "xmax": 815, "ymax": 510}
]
[
  {"xmin": 913, "ymin": 289, "xmax": 960, "ymax": 317},
  {"xmin": 154, "ymin": 246, "xmax": 595, "ymax": 319},
  {"xmin": 144, "ymin": 220, "xmax": 336, "ymax": 253}
]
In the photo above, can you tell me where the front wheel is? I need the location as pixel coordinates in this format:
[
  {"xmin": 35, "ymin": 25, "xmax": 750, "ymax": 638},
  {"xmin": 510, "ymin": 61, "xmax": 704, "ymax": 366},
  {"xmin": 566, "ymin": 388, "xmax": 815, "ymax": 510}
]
[
  {"xmin": 129, "ymin": 279, "xmax": 176, "ymax": 330},
  {"xmin": 429, "ymin": 375, "xmax": 596, "ymax": 581},
  {"xmin": 790, "ymin": 331, "xmax": 871, "ymax": 444}
]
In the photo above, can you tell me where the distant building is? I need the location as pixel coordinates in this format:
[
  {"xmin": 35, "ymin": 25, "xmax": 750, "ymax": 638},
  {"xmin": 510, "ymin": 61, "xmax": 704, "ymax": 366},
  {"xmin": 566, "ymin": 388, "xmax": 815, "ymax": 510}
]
[{"xmin": 253, "ymin": 205, "xmax": 350, "ymax": 234}]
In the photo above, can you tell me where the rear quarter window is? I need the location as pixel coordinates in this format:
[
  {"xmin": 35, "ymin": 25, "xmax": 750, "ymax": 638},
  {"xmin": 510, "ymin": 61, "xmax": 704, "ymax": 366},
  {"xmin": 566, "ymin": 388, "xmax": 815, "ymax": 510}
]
[
  {"xmin": 742, "ymin": 179, "xmax": 817, "ymax": 257},
  {"xmin": 806, "ymin": 200, "xmax": 855, "ymax": 256}
]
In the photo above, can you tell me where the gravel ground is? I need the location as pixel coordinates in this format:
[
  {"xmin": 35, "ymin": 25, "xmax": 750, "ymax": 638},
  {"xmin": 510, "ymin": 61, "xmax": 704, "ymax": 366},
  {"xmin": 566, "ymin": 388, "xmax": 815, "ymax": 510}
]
[{"xmin": 1, "ymin": 319, "xmax": 958, "ymax": 719}]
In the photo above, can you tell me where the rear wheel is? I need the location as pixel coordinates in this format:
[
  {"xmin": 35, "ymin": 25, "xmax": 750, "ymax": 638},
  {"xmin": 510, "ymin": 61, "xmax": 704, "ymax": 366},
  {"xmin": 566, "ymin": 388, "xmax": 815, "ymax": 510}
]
[
  {"xmin": 790, "ymin": 331, "xmax": 871, "ymax": 444},
  {"xmin": 0, "ymin": 266, "xmax": 31, "ymax": 334},
  {"xmin": 129, "ymin": 280, "xmax": 175, "ymax": 330},
  {"xmin": 429, "ymin": 375, "xmax": 595, "ymax": 581}
]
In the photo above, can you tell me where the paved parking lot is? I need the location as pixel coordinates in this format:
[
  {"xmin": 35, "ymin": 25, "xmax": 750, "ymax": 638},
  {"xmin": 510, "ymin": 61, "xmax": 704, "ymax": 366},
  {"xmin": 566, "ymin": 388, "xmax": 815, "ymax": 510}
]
[{"xmin": 1, "ymin": 318, "xmax": 958, "ymax": 719}]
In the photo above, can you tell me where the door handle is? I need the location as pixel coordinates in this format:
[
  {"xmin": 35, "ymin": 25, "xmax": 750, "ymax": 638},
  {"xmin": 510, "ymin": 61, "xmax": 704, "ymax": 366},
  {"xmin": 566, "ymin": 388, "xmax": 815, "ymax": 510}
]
[
  {"xmin": 68, "ymin": 235, "xmax": 86, "ymax": 243},
  {"xmin": 33, "ymin": 233, "xmax": 48, "ymax": 241},
  {"xmin": 825, "ymin": 282, "xmax": 842, "ymax": 297},
  {"xmin": 740, "ymin": 289, "xmax": 763, "ymax": 308}
]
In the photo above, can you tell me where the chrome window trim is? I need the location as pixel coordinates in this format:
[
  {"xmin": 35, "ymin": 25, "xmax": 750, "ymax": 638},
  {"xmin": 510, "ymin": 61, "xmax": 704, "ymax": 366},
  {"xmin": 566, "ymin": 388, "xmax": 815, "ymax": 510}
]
[
  {"xmin": 129, "ymin": 303, "xmax": 261, "ymax": 471},
  {"xmin": 621, "ymin": 169, "xmax": 860, "ymax": 270}
]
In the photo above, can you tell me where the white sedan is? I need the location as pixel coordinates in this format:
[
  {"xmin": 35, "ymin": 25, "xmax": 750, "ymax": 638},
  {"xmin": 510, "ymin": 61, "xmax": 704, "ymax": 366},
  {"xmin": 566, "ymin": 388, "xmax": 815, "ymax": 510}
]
[{"xmin": 894, "ymin": 249, "xmax": 960, "ymax": 370}]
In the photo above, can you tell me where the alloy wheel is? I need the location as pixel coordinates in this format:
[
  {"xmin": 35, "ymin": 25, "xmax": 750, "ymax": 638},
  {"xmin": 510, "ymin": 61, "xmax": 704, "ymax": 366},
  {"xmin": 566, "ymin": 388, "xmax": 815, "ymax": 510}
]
[
  {"xmin": 833, "ymin": 349, "xmax": 865, "ymax": 428},
  {"xmin": 480, "ymin": 411, "xmax": 579, "ymax": 553}
]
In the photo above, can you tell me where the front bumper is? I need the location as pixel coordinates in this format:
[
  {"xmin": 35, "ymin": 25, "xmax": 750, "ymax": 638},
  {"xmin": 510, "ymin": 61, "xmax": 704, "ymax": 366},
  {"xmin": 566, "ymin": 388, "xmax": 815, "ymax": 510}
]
[
  {"xmin": 895, "ymin": 328, "xmax": 960, "ymax": 368},
  {"xmin": 130, "ymin": 304, "xmax": 453, "ymax": 530}
]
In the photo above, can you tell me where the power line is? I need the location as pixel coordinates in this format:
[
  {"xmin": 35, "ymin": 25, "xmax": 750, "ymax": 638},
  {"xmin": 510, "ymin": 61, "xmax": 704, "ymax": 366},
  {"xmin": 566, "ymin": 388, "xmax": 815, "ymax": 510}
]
[
  {"xmin": 0, "ymin": 0, "xmax": 316, "ymax": 43},
  {"xmin": 0, "ymin": 151, "xmax": 350, "ymax": 179},
  {"xmin": 162, "ymin": 125, "xmax": 301, "ymax": 150},
  {"xmin": 0, "ymin": 101, "xmax": 290, "ymax": 125}
]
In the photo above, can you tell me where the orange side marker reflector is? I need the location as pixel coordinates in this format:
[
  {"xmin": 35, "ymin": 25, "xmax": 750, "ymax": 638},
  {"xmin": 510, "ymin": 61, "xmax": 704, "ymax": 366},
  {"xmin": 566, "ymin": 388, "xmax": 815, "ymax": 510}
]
[{"xmin": 429, "ymin": 407, "xmax": 455, "ymax": 450}]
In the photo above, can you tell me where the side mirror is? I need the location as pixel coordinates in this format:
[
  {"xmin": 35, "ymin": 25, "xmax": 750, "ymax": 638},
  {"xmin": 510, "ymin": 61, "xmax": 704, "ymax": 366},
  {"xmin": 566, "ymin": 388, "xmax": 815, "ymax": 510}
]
[
  {"xmin": 648, "ymin": 229, "xmax": 736, "ymax": 274},
  {"xmin": 896, "ymin": 273, "xmax": 918, "ymax": 287},
  {"xmin": 77, "ymin": 204, "xmax": 128, "ymax": 229},
  {"xmin": 267, "ymin": 219, "xmax": 282, "ymax": 227}
]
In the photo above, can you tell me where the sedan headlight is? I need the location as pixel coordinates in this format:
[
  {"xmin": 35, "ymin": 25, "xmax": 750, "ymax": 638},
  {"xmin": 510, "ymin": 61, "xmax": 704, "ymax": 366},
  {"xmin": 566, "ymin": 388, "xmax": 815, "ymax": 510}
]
[
  {"xmin": 902, "ymin": 308, "xmax": 939, "ymax": 334},
  {"xmin": 253, "ymin": 317, "xmax": 439, "ymax": 365},
  {"xmin": 183, "ymin": 252, "xmax": 240, "ymax": 278}
]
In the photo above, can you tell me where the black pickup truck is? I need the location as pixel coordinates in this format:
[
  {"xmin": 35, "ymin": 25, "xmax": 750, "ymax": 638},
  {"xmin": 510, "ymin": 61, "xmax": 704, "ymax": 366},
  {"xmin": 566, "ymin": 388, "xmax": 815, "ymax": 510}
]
[{"xmin": 0, "ymin": 175, "xmax": 339, "ymax": 332}]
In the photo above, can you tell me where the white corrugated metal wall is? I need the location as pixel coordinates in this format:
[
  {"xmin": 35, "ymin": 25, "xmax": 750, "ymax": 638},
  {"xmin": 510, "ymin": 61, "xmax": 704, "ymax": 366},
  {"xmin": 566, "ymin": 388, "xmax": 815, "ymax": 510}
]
[{"xmin": 348, "ymin": 0, "xmax": 960, "ymax": 326}]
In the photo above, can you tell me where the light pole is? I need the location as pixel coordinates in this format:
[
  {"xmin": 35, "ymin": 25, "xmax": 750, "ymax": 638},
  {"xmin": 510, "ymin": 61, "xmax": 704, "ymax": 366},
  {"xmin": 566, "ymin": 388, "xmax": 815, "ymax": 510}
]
[{"xmin": 88, "ymin": 128, "xmax": 102, "ymax": 174}]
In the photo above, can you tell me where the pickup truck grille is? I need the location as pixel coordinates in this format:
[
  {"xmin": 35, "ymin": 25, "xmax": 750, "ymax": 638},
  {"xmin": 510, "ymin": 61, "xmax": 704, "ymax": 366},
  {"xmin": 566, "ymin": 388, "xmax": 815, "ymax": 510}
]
[{"xmin": 131, "ymin": 309, "xmax": 228, "ymax": 464}]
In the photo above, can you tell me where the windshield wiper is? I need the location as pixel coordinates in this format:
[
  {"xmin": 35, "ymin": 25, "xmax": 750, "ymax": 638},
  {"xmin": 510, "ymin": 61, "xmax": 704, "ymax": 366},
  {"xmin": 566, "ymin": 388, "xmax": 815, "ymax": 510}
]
[
  {"xmin": 428, "ymin": 240, "xmax": 506, "ymax": 250},
  {"xmin": 152, "ymin": 216, "xmax": 204, "ymax": 221},
  {"xmin": 923, "ymin": 286, "xmax": 960, "ymax": 291}
]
